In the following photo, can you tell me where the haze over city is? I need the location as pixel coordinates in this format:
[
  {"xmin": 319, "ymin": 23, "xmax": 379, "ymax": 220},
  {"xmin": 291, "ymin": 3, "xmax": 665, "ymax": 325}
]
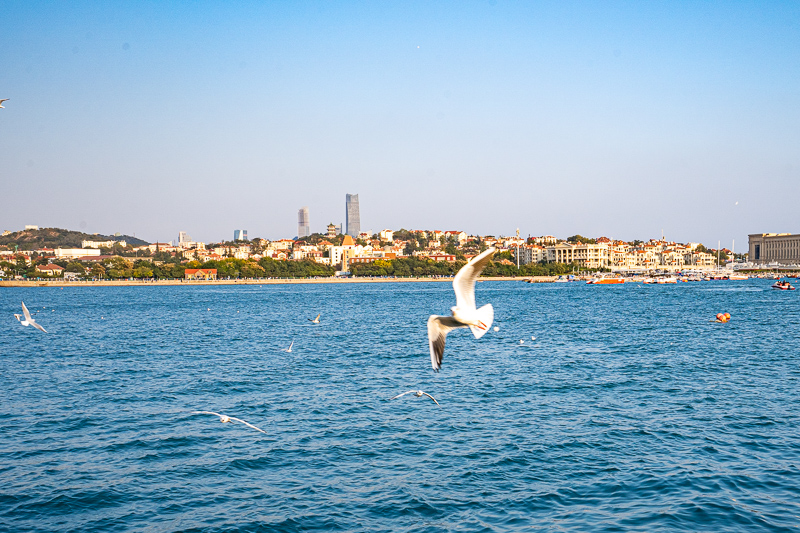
[{"xmin": 1, "ymin": 2, "xmax": 798, "ymax": 248}]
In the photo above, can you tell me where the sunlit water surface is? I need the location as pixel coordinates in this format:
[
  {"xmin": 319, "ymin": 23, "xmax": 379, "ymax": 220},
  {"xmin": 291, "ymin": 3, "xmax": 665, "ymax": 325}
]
[{"xmin": 1, "ymin": 280, "xmax": 799, "ymax": 532}]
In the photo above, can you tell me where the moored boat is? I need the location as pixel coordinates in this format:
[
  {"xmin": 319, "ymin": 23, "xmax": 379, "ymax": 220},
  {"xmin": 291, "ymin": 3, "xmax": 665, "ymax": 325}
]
[{"xmin": 587, "ymin": 277, "xmax": 625, "ymax": 284}]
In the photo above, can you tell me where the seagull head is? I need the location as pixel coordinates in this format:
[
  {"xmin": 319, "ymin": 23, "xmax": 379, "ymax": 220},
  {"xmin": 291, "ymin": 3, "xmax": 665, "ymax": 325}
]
[
  {"xmin": 219, "ymin": 415, "xmax": 231, "ymax": 423},
  {"xmin": 414, "ymin": 391, "xmax": 423, "ymax": 397}
]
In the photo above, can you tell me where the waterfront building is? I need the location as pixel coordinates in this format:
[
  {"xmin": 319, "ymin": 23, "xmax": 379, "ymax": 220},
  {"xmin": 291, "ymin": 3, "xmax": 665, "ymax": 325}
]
[
  {"xmin": 546, "ymin": 242, "xmax": 609, "ymax": 269},
  {"xmin": 35, "ymin": 263, "xmax": 64, "ymax": 275},
  {"xmin": 514, "ymin": 245, "xmax": 546, "ymax": 265},
  {"xmin": 346, "ymin": 194, "xmax": 360, "ymax": 237},
  {"xmin": 184, "ymin": 268, "xmax": 218, "ymax": 280},
  {"xmin": 234, "ymin": 229, "xmax": 247, "ymax": 241},
  {"xmin": 748, "ymin": 233, "xmax": 800, "ymax": 265},
  {"xmin": 298, "ymin": 207, "xmax": 310, "ymax": 238}
]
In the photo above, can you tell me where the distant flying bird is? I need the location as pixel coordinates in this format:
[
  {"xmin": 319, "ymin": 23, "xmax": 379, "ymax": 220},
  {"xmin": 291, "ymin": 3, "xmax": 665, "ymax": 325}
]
[
  {"xmin": 192, "ymin": 411, "xmax": 267, "ymax": 434},
  {"xmin": 390, "ymin": 390, "xmax": 440, "ymax": 407},
  {"xmin": 283, "ymin": 340, "xmax": 294, "ymax": 353},
  {"xmin": 14, "ymin": 302, "xmax": 47, "ymax": 333},
  {"xmin": 0, "ymin": 99, "xmax": 8, "ymax": 108},
  {"xmin": 427, "ymin": 248, "xmax": 495, "ymax": 372},
  {"xmin": 308, "ymin": 313, "xmax": 321, "ymax": 324}
]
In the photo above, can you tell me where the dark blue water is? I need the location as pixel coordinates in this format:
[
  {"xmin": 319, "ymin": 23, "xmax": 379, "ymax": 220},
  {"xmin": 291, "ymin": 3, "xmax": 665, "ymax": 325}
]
[{"xmin": 1, "ymin": 280, "xmax": 799, "ymax": 532}]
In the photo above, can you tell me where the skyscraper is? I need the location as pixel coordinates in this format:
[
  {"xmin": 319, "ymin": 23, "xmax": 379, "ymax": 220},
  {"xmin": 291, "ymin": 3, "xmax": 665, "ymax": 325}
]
[
  {"xmin": 298, "ymin": 207, "xmax": 310, "ymax": 238},
  {"xmin": 346, "ymin": 193, "xmax": 360, "ymax": 237},
  {"xmin": 233, "ymin": 229, "xmax": 247, "ymax": 241}
]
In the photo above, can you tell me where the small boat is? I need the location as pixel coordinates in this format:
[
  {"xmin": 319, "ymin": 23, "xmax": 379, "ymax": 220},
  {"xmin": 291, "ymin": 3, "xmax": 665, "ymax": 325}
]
[
  {"xmin": 772, "ymin": 280, "xmax": 796, "ymax": 290},
  {"xmin": 586, "ymin": 277, "xmax": 625, "ymax": 284}
]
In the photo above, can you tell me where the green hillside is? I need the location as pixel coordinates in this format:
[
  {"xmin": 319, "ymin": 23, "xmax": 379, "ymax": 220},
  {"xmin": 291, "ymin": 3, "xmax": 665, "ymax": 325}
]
[{"xmin": 0, "ymin": 228, "xmax": 150, "ymax": 250}]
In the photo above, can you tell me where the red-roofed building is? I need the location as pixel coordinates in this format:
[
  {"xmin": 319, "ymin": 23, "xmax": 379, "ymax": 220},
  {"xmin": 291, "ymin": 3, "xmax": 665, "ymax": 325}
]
[
  {"xmin": 184, "ymin": 268, "xmax": 217, "ymax": 280},
  {"xmin": 35, "ymin": 263, "xmax": 65, "ymax": 276}
]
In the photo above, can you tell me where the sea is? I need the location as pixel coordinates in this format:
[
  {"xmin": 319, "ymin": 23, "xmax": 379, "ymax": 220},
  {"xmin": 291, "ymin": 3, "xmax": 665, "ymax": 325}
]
[{"xmin": 1, "ymin": 279, "xmax": 798, "ymax": 532}]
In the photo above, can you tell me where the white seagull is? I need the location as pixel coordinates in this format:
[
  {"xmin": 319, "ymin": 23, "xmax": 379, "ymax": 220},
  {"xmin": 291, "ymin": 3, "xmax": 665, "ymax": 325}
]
[
  {"xmin": 0, "ymin": 99, "xmax": 8, "ymax": 108},
  {"xmin": 14, "ymin": 302, "xmax": 47, "ymax": 333},
  {"xmin": 390, "ymin": 390, "xmax": 440, "ymax": 407},
  {"xmin": 283, "ymin": 340, "xmax": 294, "ymax": 353},
  {"xmin": 427, "ymin": 247, "xmax": 495, "ymax": 371},
  {"xmin": 192, "ymin": 411, "xmax": 267, "ymax": 434},
  {"xmin": 308, "ymin": 313, "xmax": 321, "ymax": 324}
]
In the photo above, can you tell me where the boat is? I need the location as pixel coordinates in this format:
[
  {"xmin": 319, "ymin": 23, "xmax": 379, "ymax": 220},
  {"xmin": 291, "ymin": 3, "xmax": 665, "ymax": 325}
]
[
  {"xmin": 772, "ymin": 280, "xmax": 796, "ymax": 290},
  {"xmin": 586, "ymin": 277, "xmax": 625, "ymax": 284},
  {"xmin": 656, "ymin": 277, "xmax": 677, "ymax": 284}
]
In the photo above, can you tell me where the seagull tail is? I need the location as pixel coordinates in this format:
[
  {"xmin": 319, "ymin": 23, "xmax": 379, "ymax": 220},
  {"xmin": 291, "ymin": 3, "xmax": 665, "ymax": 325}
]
[{"xmin": 469, "ymin": 304, "xmax": 494, "ymax": 339}]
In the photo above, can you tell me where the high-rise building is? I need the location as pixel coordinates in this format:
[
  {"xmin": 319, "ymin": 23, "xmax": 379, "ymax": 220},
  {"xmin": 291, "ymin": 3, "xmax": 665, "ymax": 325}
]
[
  {"xmin": 346, "ymin": 194, "xmax": 360, "ymax": 238},
  {"xmin": 234, "ymin": 229, "xmax": 247, "ymax": 241},
  {"xmin": 298, "ymin": 207, "xmax": 310, "ymax": 238},
  {"xmin": 178, "ymin": 231, "xmax": 191, "ymax": 244}
]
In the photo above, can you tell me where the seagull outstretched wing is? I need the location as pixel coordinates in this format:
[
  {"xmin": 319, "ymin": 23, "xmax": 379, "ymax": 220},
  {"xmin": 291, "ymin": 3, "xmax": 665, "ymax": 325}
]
[
  {"xmin": 22, "ymin": 301, "xmax": 33, "ymax": 322},
  {"xmin": 453, "ymin": 248, "xmax": 495, "ymax": 311},
  {"xmin": 427, "ymin": 315, "xmax": 465, "ymax": 372},
  {"xmin": 390, "ymin": 390, "xmax": 418, "ymax": 400},
  {"xmin": 227, "ymin": 416, "xmax": 268, "ymax": 434}
]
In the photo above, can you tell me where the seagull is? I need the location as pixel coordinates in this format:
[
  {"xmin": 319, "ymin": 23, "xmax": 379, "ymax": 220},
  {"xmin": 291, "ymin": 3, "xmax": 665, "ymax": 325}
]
[
  {"xmin": 427, "ymin": 247, "xmax": 495, "ymax": 372},
  {"xmin": 14, "ymin": 302, "xmax": 47, "ymax": 333},
  {"xmin": 308, "ymin": 313, "xmax": 320, "ymax": 324},
  {"xmin": 192, "ymin": 411, "xmax": 267, "ymax": 434},
  {"xmin": 283, "ymin": 340, "xmax": 294, "ymax": 353},
  {"xmin": 0, "ymin": 99, "xmax": 8, "ymax": 108},
  {"xmin": 390, "ymin": 390, "xmax": 440, "ymax": 407}
]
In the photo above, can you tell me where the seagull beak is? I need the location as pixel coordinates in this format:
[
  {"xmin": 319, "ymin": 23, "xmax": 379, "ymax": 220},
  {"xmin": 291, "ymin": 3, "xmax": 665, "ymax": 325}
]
[{"xmin": 478, "ymin": 321, "xmax": 487, "ymax": 330}]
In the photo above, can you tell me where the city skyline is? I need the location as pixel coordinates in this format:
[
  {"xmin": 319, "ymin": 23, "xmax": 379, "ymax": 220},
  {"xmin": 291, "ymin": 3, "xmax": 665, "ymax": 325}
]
[{"xmin": 1, "ymin": 2, "xmax": 799, "ymax": 247}]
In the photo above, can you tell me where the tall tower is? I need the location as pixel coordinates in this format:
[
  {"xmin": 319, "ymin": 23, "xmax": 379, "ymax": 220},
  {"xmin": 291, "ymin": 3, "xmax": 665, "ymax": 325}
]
[
  {"xmin": 298, "ymin": 207, "xmax": 310, "ymax": 238},
  {"xmin": 345, "ymin": 193, "xmax": 360, "ymax": 238}
]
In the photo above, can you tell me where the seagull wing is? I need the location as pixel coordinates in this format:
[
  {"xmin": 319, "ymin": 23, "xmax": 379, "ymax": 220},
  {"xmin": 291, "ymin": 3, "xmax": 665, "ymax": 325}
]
[
  {"xmin": 453, "ymin": 248, "xmax": 495, "ymax": 310},
  {"xmin": 14, "ymin": 314, "xmax": 22, "ymax": 322},
  {"xmin": 193, "ymin": 410, "xmax": 225, "ymax": 418},
  {"xmin": 30, "ymin": 320, "xmax": 47, "ymax": 333},
  {"xmin": 22, "ymin": 301, "xmax": 33, "ymax": 322},
  {"xmin": 428, "ymin": 315, "xmax": 465, "ymax": 372},
  {"xmin": 288, "ymin": 341, "xmax": 293, "ymax": 351},
  {"xmin": 389, "ymin": 390, "xmax": 418, "ymax": 400},
  {"xmin": 421, "ymin": 392, "xmax": 440, "ymax": 407},
  {"xmin": 228, "ymin": 416, "xmax": 267, "ymax": 434}
]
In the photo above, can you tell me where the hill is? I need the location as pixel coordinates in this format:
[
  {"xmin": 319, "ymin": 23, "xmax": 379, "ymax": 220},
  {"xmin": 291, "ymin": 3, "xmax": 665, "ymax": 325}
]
[{"xmin": 0, "ymin": 228, "xmax": 150, "ymax": 250}]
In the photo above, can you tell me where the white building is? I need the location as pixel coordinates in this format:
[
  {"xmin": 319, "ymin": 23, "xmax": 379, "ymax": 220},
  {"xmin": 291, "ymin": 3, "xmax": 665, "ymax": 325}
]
[{"xmin": 54, "ymin": 248, "xmax": 101, "ymax": 259}]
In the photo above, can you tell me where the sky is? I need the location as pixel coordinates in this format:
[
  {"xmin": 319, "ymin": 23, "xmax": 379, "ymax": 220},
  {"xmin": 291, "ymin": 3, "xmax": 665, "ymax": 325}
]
[{"xmin": 1, "ymin": 1, "xmax": 798, "ymax": 249}]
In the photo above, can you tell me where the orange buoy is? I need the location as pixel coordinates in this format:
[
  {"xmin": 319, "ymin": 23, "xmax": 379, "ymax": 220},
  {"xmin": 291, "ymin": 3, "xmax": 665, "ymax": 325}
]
[
  {"xmin": 724, "ymin": 313, "xmax": 731, "ymax": 321},
  {"xmin": 716, "ymin": 313, "xmax": 724, "ymax": 322}
]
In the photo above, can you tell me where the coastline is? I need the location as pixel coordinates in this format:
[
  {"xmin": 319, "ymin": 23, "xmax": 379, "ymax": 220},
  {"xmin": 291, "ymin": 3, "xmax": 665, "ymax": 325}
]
[{"xmin": 0, "ymin": 276, "xmax": 552, "ymax": 288}]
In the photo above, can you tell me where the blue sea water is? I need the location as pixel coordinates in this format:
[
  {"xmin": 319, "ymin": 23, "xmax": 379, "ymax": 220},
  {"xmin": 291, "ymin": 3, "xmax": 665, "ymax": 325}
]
[{"xmin": 1, "ymin": 279, "xmax": 799, "ymax": 532}]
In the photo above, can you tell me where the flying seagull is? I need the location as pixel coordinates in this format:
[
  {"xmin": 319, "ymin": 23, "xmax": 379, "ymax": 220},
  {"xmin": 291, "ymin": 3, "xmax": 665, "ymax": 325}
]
[
  {"xmin": 390, "ymin": 390, "xmax": 440, "ymax": 407},
  {"xmin": 308, "ymin": 313, "xmax": 320, "ymax": 324},
  {"xmin": 427, "ymin": 247, "xmax": 495, "ymax": 372},
  {"xmin": 0, "ymin": 99, "xmax": 8, "ymax": 108},
  {"xmin": 192, "ymin": 411, "xmax": 267, "ymax": 434},
  {"xmin": 14, "ymin": 302, "xmax": 47, "ymax": 333},
  {"xmin": 283, "ymin": 340, "xmax": 294, "ymax": 353}
]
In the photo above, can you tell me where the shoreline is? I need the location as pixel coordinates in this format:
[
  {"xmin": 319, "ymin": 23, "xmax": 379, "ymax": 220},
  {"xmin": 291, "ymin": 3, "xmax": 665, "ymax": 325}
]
[{"xmin": 0, "ymin": 276, "xmax": 550, "ymax": 288}]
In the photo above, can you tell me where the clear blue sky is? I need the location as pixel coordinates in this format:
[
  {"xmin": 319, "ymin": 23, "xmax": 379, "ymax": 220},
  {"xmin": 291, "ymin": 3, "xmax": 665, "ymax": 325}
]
[{"xmin": 1, "ymin": 1, "xmax": 798, "ymax": 249}]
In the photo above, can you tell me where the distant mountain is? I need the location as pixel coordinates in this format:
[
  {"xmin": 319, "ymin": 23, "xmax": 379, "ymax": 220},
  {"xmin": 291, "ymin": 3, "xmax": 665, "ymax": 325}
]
[{"xmin": 0, "ymin": 228, "xmax": 150, "ymax": 250}]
